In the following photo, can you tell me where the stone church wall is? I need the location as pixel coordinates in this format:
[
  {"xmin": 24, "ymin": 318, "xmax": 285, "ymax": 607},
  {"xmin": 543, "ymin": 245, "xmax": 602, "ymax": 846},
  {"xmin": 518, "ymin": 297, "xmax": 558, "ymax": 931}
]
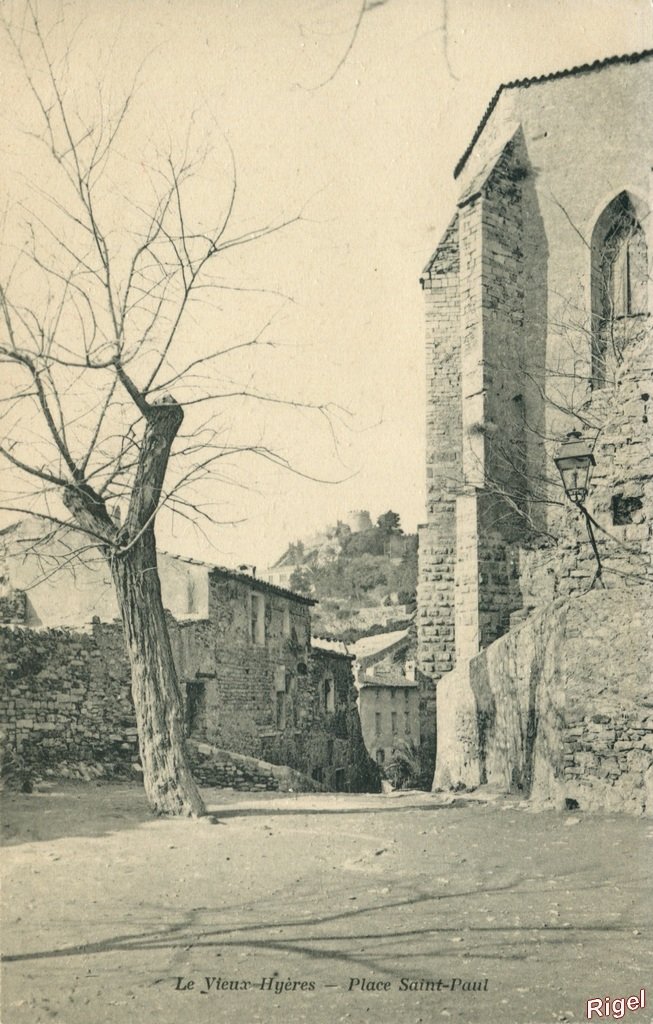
[
  {"xmin": 419, "ymin": 55, "xmax": 652, "ymax": 810},
  {"xmin": 434, "ymin": 588, "xmax": 652, "ymax": 814},
  {"xmin": 417, "ymin": 213, "xmax": 461, "ymax": 754}
]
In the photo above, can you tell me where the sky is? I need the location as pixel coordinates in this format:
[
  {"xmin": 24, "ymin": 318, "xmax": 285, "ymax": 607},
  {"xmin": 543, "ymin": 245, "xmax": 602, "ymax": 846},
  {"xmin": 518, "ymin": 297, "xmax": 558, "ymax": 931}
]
[{"xmin": 1, "ymin": 0, "xmax": 652, "ymax": 571}]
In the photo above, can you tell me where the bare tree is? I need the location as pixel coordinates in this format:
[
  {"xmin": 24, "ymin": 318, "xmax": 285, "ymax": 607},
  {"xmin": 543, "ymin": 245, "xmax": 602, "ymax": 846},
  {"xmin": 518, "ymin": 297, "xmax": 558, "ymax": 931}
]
[{"xmin": 0, "ymin": 6, "xmax": 331, "ymax": 816}]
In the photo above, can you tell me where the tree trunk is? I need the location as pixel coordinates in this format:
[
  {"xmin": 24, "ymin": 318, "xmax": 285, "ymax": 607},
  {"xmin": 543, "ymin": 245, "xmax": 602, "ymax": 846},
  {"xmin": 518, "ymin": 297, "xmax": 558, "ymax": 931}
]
[
  {"xmin": 64, "ymin": 396, "xmax": 206, "ymax": 818},
  {"xmin": 111, "ymin": 528, "xmax": 206, "ymax": 817}
]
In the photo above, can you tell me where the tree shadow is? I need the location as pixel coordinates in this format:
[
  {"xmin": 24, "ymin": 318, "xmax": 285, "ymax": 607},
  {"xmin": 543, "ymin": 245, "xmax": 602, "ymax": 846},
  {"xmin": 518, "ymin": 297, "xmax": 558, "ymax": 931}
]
[
  {"xmin": 2, "ymin": 871, "xmax": 637, "ymax": 975},
  {"xmin": 1, "ymin": 783, "xmax": 155, "ymax": 847},
  {"xmin": 1, "ymin": 785, "xmax": 463, "ymax": 847},
  {"xmin": 210, "ymin": 799, "xmax": 469, "ymax": 821}
]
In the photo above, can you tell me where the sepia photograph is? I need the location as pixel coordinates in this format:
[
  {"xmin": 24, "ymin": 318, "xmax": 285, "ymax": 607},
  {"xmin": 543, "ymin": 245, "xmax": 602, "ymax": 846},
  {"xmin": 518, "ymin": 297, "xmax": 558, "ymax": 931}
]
[{"xmin": 0, "ymin": 1, "xmax": 651, "ymax": 1022}]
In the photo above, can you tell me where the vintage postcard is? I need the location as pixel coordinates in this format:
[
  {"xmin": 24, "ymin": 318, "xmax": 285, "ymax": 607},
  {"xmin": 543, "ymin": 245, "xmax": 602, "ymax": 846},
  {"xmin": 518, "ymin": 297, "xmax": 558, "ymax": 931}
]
[{"xmin": 1, "ymin": 1, "xmax": 651, "ymax": 1022}]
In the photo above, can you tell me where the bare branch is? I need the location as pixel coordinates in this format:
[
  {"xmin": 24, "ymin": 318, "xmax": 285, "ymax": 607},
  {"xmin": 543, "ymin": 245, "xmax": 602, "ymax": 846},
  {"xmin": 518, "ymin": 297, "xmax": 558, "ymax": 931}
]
[{"xmin": 0, "ymin": 445, "xmax": 69, "ymax": 487}]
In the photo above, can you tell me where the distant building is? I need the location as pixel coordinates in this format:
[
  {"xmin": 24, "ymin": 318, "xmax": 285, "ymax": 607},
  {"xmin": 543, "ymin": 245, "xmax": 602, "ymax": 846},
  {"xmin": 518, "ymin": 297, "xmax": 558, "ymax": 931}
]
[
  {"xmin": 349, "ymin": 630, "xmax": 419, "ymax": 768},
  {"xmin": 344, "ymin": 510, "xmax": 373, "ymax": 534},
  {"xmin": 264, "ymin": 509, "xmax": 377, "ymax": 586},
  {"xmin": 265, "ymin": 543, "xmax": 304, "ymax": 590}
]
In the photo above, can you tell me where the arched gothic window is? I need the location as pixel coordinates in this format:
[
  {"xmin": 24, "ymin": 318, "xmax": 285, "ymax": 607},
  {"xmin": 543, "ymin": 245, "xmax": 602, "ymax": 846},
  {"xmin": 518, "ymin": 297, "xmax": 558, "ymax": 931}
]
[{"xmin": 591, "ymin": 192, "xmax": 649, "ymax": 386}]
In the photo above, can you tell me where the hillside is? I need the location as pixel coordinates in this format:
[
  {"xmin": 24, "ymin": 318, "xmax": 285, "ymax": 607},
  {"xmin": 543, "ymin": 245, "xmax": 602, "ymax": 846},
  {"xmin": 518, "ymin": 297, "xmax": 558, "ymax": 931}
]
[{"xmin": 268, "ymin": 511, "xmax": 417, "ymax": 640}]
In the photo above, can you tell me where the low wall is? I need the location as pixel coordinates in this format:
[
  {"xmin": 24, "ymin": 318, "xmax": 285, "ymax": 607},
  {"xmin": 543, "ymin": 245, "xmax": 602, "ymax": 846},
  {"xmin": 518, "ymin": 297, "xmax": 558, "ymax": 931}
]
[
  {"xmin": 189, "ymin": 742, "xmax": 325, "ymax": 793},
  {"xmin": 434, "ymin": 588, "xmax": 653, "ymax": 813},
  {"xmin": 0, "ymin": 621, "xmax": 137, "ymax": 776}
]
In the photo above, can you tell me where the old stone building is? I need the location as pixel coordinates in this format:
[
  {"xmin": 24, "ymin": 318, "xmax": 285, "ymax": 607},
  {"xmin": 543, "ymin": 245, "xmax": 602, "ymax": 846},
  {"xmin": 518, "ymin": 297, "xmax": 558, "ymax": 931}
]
[
  {"xmin": 0, "ymin": 517, "xmax": 211, "ymax": 626},
  {"xmin": 418, "ymin": 51, "xmax": 653, "ymax": 811},
  {"xmin": 0, "ymin": 520, "xmax": 379, "ymax": 792},
  {"xmin": 357, "ymin": 672, "xmax": 420, "ymax": 772},
  {"xmin": 351, "ymin": 630, "xmax": 419, "ymax": 769}
]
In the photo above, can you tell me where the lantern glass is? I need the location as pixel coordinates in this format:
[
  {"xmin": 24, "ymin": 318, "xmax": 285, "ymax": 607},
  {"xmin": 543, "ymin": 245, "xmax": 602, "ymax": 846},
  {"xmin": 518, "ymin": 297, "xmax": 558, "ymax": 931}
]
[{"xmin": 553, "ymin": 431, "xmax": 596, "ymax": 504}]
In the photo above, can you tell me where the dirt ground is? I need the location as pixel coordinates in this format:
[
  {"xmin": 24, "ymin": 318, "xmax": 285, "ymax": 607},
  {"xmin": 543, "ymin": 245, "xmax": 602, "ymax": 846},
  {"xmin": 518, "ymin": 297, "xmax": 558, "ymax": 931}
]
[{"xmin": 1, "ymin": 782, "xmax": 651, "ymax": 1024}]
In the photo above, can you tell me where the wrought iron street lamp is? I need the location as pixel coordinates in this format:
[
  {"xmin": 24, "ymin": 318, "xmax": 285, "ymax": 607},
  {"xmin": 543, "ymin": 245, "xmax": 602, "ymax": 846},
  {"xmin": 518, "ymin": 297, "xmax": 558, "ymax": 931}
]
[
  {"xmin": 553, "ymin": 430, "xmax": 596, "ymax": 504},
  {"xmin": 554, "ymin": 429, "xmax": 603, "ymax": 586}
]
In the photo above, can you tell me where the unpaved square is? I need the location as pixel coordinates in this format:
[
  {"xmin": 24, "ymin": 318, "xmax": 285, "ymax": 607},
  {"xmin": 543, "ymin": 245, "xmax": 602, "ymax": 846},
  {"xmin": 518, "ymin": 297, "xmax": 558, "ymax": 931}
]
[{"xmin": 2, "ymin": 783, "xmax": 651, "ymax": 1024}]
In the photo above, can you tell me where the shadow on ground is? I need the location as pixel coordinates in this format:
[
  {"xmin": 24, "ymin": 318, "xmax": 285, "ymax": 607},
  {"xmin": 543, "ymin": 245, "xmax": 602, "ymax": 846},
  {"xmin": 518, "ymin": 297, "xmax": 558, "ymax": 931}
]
[
  {"xmin": 1, "ymin": 782, "xmax": 459, "ymax": 846},
  {"xmin": 1, "ymin": 782, "xmax": 153, "ymax": 846}
]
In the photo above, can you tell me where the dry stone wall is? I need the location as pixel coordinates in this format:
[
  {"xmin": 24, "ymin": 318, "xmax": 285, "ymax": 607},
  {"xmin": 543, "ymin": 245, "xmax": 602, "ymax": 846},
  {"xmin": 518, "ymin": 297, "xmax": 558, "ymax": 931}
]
[{"xmin": 0, "ymin": 621, "xmax": 137, "ymax": 778}]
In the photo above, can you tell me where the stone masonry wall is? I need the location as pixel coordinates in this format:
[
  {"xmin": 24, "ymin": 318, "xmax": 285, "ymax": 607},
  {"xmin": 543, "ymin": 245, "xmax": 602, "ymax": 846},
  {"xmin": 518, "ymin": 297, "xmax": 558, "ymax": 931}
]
[
  {"xmin": 513, "ymin": 329, "xmax": 653, "ymax": 613},
  {"xmin": 201, "ymin": 572, "xmax": 314, "ymax": 755},
  {"xmin": 307, "ymin": 651, "xmax": 380, "ymax": 792},
  {"xmin": 418, "ymin": 213, "xmax": 461, "ymax": 754},
  {"xmin": 461, "ymin": 133, "xmax": 549, "ymax": 655},
  {"xmin": 0, "ymin": 615, "xmax": 318, "ymax": 792},
  {"xmin": 0, "ymin": 621, "xmax": 138, "ymax": 777},
  {"xmin": 172, "ymin": 608, "xmax": 379, "ymax": 791},
  {"xmin": 0, "ymin": 591, "xmax": 27, "ymax": 625},
  {"xmin": 472, "ymin": 135, "xmax": 529, "ymax": 650},
  {"xmin": 172, "ymin": 583, "xmax": 379, "ymax": 791},
  {"xmin": 424, "ymin": 58, "xmax": 652, "ymax": 812},
  {"xmin": 434, "ymin": 587, "xmax": 653, "ymax": 814}
]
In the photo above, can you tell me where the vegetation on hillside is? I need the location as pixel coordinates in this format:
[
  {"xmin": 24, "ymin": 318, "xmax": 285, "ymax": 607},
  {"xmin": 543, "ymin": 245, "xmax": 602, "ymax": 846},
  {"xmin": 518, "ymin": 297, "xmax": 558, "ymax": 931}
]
[{"xmin": 280, "ymin": 512, "xmax": 417, "ymax": 638}]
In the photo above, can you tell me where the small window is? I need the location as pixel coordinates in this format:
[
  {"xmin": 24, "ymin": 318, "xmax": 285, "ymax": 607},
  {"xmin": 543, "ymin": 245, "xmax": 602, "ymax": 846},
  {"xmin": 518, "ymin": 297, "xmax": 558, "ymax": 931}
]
[
  {"xmin": 324, "ymin": 678, "xmax": 335, "ymax": 714},
  {"xmin": 391, "ymin": 711, "xmax": 398, "ymax": 735},
  {"xmin": 376, "ymin": 748, "xmax": 385, "ymax": 765},
  {"xmin": 405, "ymin": 711, "xmax": 411, "ymax": 735},
  {"xmin": 612, "ymin": 493, "xmax": 643, "ymax": 526},
  {"xmin": 375, "ymin": 711, "xmax": 382, "ymax": 737},
  {"xmin": 250, "ymin": 592, "xmax": 266, "ymax": 645},
  {"xmin": 185, "ymin": 680, "xmax": 205, "ymax": 736},
  {"xmin": 274, "ymin": 665, "xmax": 286, "ymax": 692},
  {"xmin": 276, "ymin": 691, "xmax": 286, "ymax": 730}
]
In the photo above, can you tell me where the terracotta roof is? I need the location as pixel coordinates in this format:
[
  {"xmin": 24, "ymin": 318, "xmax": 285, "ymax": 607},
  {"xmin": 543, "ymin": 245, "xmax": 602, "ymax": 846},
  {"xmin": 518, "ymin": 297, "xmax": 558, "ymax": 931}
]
[
  {"xmin": 162, "ymin": 551, "xmax": 215, "ymax": 569},
  {"xmin": 161, "ymin": 550, "xmax": 316, "ymax": 605},
  {"xmin": 208, "ymin": 565, "xmax": 316, "ymax": 605},
  {"xmin": 351, "ymin": 628, "xmax": 411, "ymax": 664},
  {"xmin": 454, "ymin": 49, "xmax": 653, "ymax": 179},
  {"xmin": 311, "ymin": 637, "xmax": 354, "ymax": 659},
  {"xmin": 357, "ymin": 675, "xmax": 418, "ymax": 690}
]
